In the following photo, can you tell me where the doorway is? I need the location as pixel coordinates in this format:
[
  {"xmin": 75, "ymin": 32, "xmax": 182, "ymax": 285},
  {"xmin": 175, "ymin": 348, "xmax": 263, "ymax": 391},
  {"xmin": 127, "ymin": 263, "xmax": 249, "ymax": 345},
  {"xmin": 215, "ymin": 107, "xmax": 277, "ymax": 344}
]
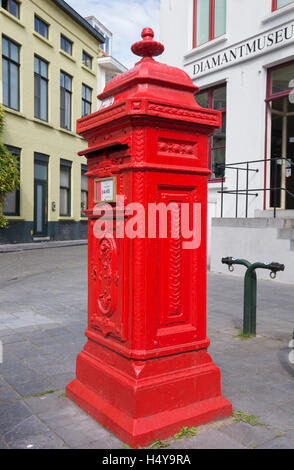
[
  {"xmin": 267, "ymin": 62, "xmax": 294, "ymax": 210},
  {"xmin": 270, "ymin": 97, "xmax": 294, "ymax": 209},
  {"xmin": 34, "ymin": 154, "xmax": 49, "ymax": 238}
]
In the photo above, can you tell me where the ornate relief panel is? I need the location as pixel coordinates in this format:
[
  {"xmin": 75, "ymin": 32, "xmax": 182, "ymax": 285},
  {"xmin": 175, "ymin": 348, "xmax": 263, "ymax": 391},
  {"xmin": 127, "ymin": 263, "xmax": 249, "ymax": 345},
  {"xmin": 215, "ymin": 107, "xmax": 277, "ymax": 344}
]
[{"xmin": 90, "ymin": 234, "xmax": 126, "ymax": 342}]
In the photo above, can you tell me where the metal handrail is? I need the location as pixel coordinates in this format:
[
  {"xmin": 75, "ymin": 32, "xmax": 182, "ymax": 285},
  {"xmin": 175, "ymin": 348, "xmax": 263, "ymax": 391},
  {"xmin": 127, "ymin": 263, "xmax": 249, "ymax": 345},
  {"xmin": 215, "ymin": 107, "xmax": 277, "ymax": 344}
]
[{"xmin": 217, "ymin": 157, "xmax": 294, "ymax": 218}]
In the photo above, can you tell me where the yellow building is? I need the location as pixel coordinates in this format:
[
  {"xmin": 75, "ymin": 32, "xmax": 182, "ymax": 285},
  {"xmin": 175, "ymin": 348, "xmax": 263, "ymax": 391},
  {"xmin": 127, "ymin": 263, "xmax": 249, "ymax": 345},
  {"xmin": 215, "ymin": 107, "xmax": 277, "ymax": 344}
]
[{"xmin": 0, "ymin": 0, "xmax": 104, "ymax": 243}]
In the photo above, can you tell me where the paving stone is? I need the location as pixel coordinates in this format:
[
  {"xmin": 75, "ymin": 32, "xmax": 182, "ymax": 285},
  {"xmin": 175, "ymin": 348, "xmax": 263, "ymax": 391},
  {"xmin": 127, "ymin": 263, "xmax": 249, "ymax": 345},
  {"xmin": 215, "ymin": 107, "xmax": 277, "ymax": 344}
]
[
  {"xmin": 0, "ymin": 441, "xmax": 8, "ymax": 449},
  {"xmin": 29, "ymin": 336, "xmax": 61, "ymax": 347},
  {"xmin": 78, "ymin": 436, "xmax": 123, "ymax": 449},
  {"xmin": 12, "ymin": 379, "xmax": 55, "ymax": 398},
  {"xmin": 278, "ymin": 400, "xmax": 294, "ymax": 414},
  {"xmin": 38, "ymin": 403, "xmax": 91, "ymax": 428},
  {"xmin": 168, "ymin": 430, "xmax": 245, "ymax": 449},
  {"xmin": 4, "ymin": 368, "xmax": 41, "ymax": 386},
  {"xmin": 46, "ymin": 328, "xmax": 71, "ymax": 337},
  {"xmin": 21, "ymin": 331, "xmax": 49, "ymax": 342},
  {"xmin": 38, "ymin": 344, "xmax": 74, "ymax": 356},
  {"xmin": 0, "ymin": 359, "xmax": 28, "ymax": 376},
  {"xmin": 4, "ymin": 342, "xmax": 41, "ymax": 359},
  {"xmin": 0, "ymin": 402, "xmax": 32, "ymax": 434},
  {"xmin": 33, "ymin": 363, "xmax": 74, "ymax": 378},
  {"xmin": 0, "ymin": 335, "xmax": 25, "ymax": 345},
  {"xmin": 47, "ymin": 372, "xmax": 75, "ymax": 390},
  {"xmin": 54, "ymin": 421, "xmax": 115, "ymax": 448},
  {"xmin": 4, "ymin": 415, "xmax": 49, "ymax": 443},
  {"xmin": 0, "ymin": 314, "xmax": 17, "ymax": 321},
  {"xmin": 0, "ymin": 384, "xmax": 20, "ymax": 403},
  {"xmin": 250, "ymin": 407, "xmax": 294, "ymax": 433},
  {"xmin": 24, "ymin": 393, "xmax": 69, "ymax": 414},
  {"xmin": 8, "ymin": 432, "xmax": 69, "ymax": 449},
  {"xmin": 23, "ymin": 355, "xmax": 62, "ymax": 369},
  {"xmin": 0, "ymin": 329, "xmax": 17, "ymax": 338},
  {"xmin": 220, "ymin": 422, "xmax": 277, "ymax": 448},
  {"xmin": 257, "ymin": 436, "xmax": 294, "ymax": 449}
]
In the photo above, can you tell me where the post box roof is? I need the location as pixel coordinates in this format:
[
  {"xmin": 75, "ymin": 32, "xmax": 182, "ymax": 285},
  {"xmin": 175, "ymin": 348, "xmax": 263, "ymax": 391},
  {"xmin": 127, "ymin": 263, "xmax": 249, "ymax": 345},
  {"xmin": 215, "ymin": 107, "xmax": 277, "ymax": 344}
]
[
  {"xmin": 98, "ymin": 28, "xmax": 198, "ymax": 101},
  {"xmin": 77, "ymin": 28, "xmax": 221, "ymax": 138}
]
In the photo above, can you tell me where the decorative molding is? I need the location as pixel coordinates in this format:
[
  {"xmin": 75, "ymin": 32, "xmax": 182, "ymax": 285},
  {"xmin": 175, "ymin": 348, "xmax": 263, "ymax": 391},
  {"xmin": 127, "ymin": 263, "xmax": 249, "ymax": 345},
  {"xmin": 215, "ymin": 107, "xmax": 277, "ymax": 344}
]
[
  {"xmin": 132, "ymin": 128, "xmax": 145, "ymax": 164},
  {"xmin": 168, "ymin": 222, "xmax": 182, "ymax": 319},
  {"xmin": 132, "ymin": 171, "xmax": 145, "ymax": 345},
  {"xmin": 97, "ymin": 238, "xmax": 117, "ymax": 316},
  {"xmin": 78, "ymin": 103, "xmax": 127, "ymax": 133},
  {"xmin": 148, "ymin": 102, "xmax": 219, "ymax": 125},
  {"xmin": 158, "ymin": 139, "xmax": 198, "ymax": 158},
  {"xmin": 90, "ymin": 237, "xmax": 122, "ymax": 341}
]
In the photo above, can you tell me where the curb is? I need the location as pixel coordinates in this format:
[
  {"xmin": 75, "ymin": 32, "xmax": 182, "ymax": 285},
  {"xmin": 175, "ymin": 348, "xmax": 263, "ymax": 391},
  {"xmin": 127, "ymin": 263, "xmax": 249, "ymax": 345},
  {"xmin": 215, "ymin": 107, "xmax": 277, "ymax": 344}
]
[{"xmin": 0, "ymin": 240, "xmax": 88, "ymax": 253}]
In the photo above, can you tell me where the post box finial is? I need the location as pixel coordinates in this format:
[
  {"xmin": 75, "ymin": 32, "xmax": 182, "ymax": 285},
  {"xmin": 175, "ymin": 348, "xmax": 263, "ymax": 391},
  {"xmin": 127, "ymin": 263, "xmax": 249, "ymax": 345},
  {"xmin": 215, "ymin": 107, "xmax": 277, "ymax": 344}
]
[{"xmin": 131, "ymin": 27, "xmax": 164, "ymax": 59}]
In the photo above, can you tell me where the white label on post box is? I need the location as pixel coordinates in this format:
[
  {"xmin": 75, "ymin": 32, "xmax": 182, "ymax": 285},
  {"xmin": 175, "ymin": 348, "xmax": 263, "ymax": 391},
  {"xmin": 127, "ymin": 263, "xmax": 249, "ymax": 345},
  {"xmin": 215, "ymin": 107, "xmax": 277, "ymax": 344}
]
[{"xmin": 95, "ymin": 177, "xmax": 116, "ymax": 203}]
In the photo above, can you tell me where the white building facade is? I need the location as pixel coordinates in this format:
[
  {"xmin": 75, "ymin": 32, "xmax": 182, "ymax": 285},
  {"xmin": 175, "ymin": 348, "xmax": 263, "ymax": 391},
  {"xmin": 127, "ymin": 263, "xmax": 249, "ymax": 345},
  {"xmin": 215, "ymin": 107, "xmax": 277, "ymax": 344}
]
[
  {"xmin": 160, "ymin": 0, "xmax": 294, "ymax": 282},
  {"xmin": 86, "ymin": 16, "xmax": 127, "ymax": 104}
]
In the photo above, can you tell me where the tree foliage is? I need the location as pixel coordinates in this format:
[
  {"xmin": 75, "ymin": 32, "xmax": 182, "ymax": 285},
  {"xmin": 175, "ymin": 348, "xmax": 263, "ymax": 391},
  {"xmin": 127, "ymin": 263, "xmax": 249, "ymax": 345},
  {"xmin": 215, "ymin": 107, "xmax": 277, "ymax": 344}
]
[{"xmin": 0, "ymin": 105, "xmax": 20, "ymax": 228}]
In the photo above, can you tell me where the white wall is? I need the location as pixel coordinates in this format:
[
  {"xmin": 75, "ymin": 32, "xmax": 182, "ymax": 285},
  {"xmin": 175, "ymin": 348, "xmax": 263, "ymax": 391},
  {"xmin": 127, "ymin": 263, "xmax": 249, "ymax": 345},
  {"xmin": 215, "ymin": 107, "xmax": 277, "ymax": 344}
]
[
  {"xmin": 211, "ymin": 218, "xmax": 294, "ymax": 284},
  {"xmin": 160, "ymin": 0, "xmax": 294, "ymax": 254}
]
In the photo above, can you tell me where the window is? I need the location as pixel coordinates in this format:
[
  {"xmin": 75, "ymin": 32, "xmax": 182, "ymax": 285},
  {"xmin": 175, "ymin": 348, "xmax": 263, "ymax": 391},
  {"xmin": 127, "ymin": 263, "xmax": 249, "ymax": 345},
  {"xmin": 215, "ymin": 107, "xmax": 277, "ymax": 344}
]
[
  {"xmin": 82, "ymin": 84, "xmax": 92, "ymax": 117},
  {"xmin": 82, "ymin": 51, "xmax": 92, "ymax": 69},
  {"xmin": 81, "ymin": 165, "xmax": 88, "ymax": 216},
  {"xmin": 272, "ymin": 0, "xmax": 294, "ymax": 11},
  {"xmin": 105, "ymin": 73, "xmax": 115, "ymax": 85},
  {"xmin": 34, "ymin": 16, "xmax": 49, "ymax": 39},
  {"xmin": 2, "ymin": 36, "xmax": 20, "ymax": 111},
  {"xmin": 1, "ymin": 0, "xmax": 20, "ymax": 19},
  {"xmin": 266, "ymin": 62, "xmax": 294, "ymax": 209},
  {"xmin": 34, "ymin": 56, "xmax": 48, "ymax": 121},
  {"xmin": 60, "ymin": 71, "xmax": 72, "ymax": 130},
  {"xmin": 60, "ymin": 160, "xmax": 71, "ymax": 216},
  {"xmin": 196, "ymin": 84, "xmax": 227, "ymax": 179},
  {"xmin": 60, "ymin": 35, "xmax": 73, "ymax": 55},
  {"xmin": 93, "ymin": 25, "xmax": 110, "ymax": 55},
  {"xmin": 193, "ymin": 0, "xmax": 226, "ymax": 48},
  {"xmin": 100, "ymin": 36, "xmax": 110, "ymax": 55},
  {"xmin": 3, "ymin": 146, "xmax": 20, "ymax": 216}
]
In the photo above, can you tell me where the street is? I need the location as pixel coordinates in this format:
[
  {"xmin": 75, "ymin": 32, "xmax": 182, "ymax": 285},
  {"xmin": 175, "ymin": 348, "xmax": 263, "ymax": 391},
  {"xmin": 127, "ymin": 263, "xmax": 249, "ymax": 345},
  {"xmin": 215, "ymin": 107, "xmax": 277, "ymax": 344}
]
[{"xmin": 0, "ymin": 245, "xmax": 294, "ymax": 449}]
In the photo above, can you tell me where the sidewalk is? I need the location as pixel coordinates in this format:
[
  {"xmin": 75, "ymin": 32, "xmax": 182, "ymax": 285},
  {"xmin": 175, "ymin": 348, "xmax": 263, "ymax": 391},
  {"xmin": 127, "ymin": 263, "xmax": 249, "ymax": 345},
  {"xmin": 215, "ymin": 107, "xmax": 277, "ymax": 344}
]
[
  {"xmin": 0, "ymin": 240, "xmax": 87, "ymax": 254},
  {"xmin": 0, "ymin": 245, "xmax": 294, "ymax": 449}
]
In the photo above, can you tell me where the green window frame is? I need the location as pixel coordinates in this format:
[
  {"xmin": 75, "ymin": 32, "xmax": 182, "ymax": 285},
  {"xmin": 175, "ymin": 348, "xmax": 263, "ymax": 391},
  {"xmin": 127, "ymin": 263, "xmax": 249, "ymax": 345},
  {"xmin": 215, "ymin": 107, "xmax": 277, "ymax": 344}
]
[
  {"xmin": 2, "ymin": 35, "xmax": 20, "ymax": 111},
  {"xmin": 196, "ymin": 84, "xmax": 227, "ymax": 180},
  {"xmin": 60, "ymin": 160, "xmax": 71, "ymax": 217},
  {"xmin": 34, "ymin": 56, "xmax": 49, "ymax": 122},
  {"xmin": 61, "ymin": 35, "xmax": 73, "ymax": 56},
  {"xmin": 3, "ymin": 145, "xmax": 20, "ymax": 216},
  {"xmin": 60, "ymin": 71, "xmax": 72, "ymax": 130},
  {"xmin": 82, "ymin": 51, "xmax": 92, "ymax": 69},
  {"xmin": 34, "ymin": 15, "xmax": 49, "ymax": 39},
  {"xmin": 82, "ymin": 84, "xmax": 92, "ymax": 117},
  {"xmin": 2, "ymin": 0, "xmax": 20, "ymax": 19},
  {"xmin": 81, "ymin": 165, "xmax": 88, "ymax": 216}
]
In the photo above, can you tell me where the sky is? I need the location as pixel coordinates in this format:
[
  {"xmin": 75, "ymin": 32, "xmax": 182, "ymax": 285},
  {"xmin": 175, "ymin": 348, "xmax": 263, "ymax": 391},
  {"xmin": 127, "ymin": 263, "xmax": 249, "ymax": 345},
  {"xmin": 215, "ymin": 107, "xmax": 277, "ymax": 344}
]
[{"xmin": 66, "ymin": 0, "xmax": 161, "ymax": 69}]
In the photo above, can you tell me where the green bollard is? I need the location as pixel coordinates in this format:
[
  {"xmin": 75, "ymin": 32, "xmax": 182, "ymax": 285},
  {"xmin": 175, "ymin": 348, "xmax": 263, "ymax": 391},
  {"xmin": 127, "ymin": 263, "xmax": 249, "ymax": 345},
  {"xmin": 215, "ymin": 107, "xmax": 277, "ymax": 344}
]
[{"xmin": 221, "ymin": 258, "xmax": 285, "ymax": 336}]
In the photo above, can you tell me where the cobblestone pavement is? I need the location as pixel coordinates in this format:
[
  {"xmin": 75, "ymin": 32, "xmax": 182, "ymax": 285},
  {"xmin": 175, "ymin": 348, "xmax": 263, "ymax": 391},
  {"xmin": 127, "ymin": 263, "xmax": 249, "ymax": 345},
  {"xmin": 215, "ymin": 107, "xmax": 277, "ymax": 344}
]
[{"xmin": 0, "ymin": 246, "xmax": 294, "ymax": 450}]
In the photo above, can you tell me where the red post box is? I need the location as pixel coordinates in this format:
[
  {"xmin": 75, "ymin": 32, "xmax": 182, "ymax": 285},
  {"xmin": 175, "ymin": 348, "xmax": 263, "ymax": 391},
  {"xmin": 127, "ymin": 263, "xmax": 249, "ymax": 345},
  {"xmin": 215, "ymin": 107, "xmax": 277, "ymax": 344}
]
[{"xmin": 66, "ymin": 28, "xmax": 232, "ymax": 448}]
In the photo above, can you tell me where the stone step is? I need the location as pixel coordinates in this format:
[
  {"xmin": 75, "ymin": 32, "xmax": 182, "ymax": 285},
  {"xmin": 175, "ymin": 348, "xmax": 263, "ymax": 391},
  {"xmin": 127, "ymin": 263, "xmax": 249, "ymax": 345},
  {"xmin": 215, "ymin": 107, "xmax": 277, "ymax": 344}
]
[
  {"xmin": 255, "ymin": 209, "xmax": 294, "ymax": 219},
  {"xmin": 278, "ymin": 228, "xmax": 294, "ymax": 241}
]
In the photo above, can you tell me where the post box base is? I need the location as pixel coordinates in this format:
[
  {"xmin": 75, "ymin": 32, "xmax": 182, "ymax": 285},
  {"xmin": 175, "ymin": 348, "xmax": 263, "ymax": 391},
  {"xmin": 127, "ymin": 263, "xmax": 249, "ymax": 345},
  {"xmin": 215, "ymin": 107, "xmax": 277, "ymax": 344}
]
[
  {"xmin": 66, "ymin": 345, "xmax": 232, "ymax": 448},
  {"xmin": 67, "ymin": 379, "xmax": 231, "ymax": 448}
]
